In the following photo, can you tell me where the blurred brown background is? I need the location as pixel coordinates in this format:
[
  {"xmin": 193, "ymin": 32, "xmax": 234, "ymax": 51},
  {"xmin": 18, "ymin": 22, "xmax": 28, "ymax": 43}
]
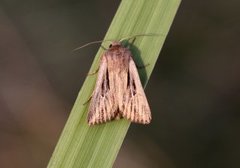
[{"xmin": 0, "ymin": 0, "xmax": 239, "ymax": 168}]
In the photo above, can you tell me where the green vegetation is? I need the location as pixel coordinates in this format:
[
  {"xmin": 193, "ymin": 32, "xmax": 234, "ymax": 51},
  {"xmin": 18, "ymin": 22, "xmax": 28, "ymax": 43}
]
[{"xmin": 47, "ymin": 0, "xmax": 181, "ymax": 167}]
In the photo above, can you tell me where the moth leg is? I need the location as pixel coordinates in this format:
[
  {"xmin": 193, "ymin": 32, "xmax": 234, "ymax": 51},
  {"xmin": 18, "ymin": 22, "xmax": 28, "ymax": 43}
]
[
  {"xmin": 127, "ymin": 37, "xmax": 137, "ymax": 49},
  {"xmin": 127, "ymin": 37, "xmax": 150, "ymax": 70},
  {"xmin": 136, "ymin": 63, "xmax": 150, "ymax": 69},
  {"xmin": 101, "ymin": 45, "xmax": 107, "ymax": 50},
  {"xmin": 130, "ymin": 37, "xmax": 136, "ymax": 45},
  {"xmin": 87, "ymin": 68, "xmax": 99, "ymax": 76},
  {"xmin": 83, "ymin": 94, "xmax": 92, "ymax": 105}
]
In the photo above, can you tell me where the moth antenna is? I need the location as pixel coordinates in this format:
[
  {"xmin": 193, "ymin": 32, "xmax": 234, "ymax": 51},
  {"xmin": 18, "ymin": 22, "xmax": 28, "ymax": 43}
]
[
  {"xmin": 73, "ymin": 33, "xmax": 162, "ymax": 52},
  {"xmin": 119, "ymin": 33, "xmax": 161, "ymax": 42},
  {"xmin": 73, "ymin": 39, "xmax": 113, "ymax": 52}
]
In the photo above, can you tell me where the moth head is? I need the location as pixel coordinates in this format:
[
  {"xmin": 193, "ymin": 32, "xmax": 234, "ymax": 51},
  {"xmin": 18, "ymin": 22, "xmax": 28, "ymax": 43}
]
[
  {"xmin": 73, "ymin": 33, "xmax": 159, "ymax": 52},
  {"xmin": 109, "ymin": 41, "xmax": 121, "ymax": 48}
]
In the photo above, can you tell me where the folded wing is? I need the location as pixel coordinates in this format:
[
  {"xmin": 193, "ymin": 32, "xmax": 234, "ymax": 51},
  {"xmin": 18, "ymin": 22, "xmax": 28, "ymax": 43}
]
[
  {"xmin": 121, "ymin": 57, "xmax": 151, "ymax": 124},
  {"xmin": 87, "ymin": 56, "xmax": 118, "ymax": 125}
]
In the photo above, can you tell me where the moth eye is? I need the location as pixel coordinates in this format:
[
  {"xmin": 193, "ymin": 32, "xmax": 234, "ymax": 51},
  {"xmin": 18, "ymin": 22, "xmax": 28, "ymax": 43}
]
[{"xmin": 109, "ymin": 44, "xmax": 112, "ymax": 48}]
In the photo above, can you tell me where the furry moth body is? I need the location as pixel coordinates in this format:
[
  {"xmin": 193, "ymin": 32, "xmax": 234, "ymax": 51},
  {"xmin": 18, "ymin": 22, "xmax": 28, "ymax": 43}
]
[{"xmin": 87, "ymin": 41, "xmax": 151, "ymax": 125}]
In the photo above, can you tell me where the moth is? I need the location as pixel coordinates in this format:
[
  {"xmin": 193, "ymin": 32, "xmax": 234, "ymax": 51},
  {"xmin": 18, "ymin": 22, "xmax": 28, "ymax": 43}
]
[{"xmin": 79, "ymin": 35, "xmax": 155, "ymax": 126}]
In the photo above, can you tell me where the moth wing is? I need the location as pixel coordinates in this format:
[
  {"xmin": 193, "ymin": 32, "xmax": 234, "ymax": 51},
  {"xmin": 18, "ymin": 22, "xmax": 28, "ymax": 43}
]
[
  {"xmin": 87, "ymin": 55, "xmax": 117, "ymax": 125},
  {"xmin": 122, "ymin": 57, "xmax": 151, "ymax": 124}
]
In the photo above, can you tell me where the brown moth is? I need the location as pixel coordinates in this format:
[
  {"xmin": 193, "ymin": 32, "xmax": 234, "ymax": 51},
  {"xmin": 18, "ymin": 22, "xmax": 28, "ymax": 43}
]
[{"xmin": 87, "ymin": 40, "xmax": 151, "ymax": 125}]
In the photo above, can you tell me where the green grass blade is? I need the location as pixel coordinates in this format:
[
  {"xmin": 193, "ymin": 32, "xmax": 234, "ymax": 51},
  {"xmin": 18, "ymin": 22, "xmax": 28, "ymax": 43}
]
[{"xmin": 47, "ymin": 0, "xmax": 181, "ymax": 167}]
